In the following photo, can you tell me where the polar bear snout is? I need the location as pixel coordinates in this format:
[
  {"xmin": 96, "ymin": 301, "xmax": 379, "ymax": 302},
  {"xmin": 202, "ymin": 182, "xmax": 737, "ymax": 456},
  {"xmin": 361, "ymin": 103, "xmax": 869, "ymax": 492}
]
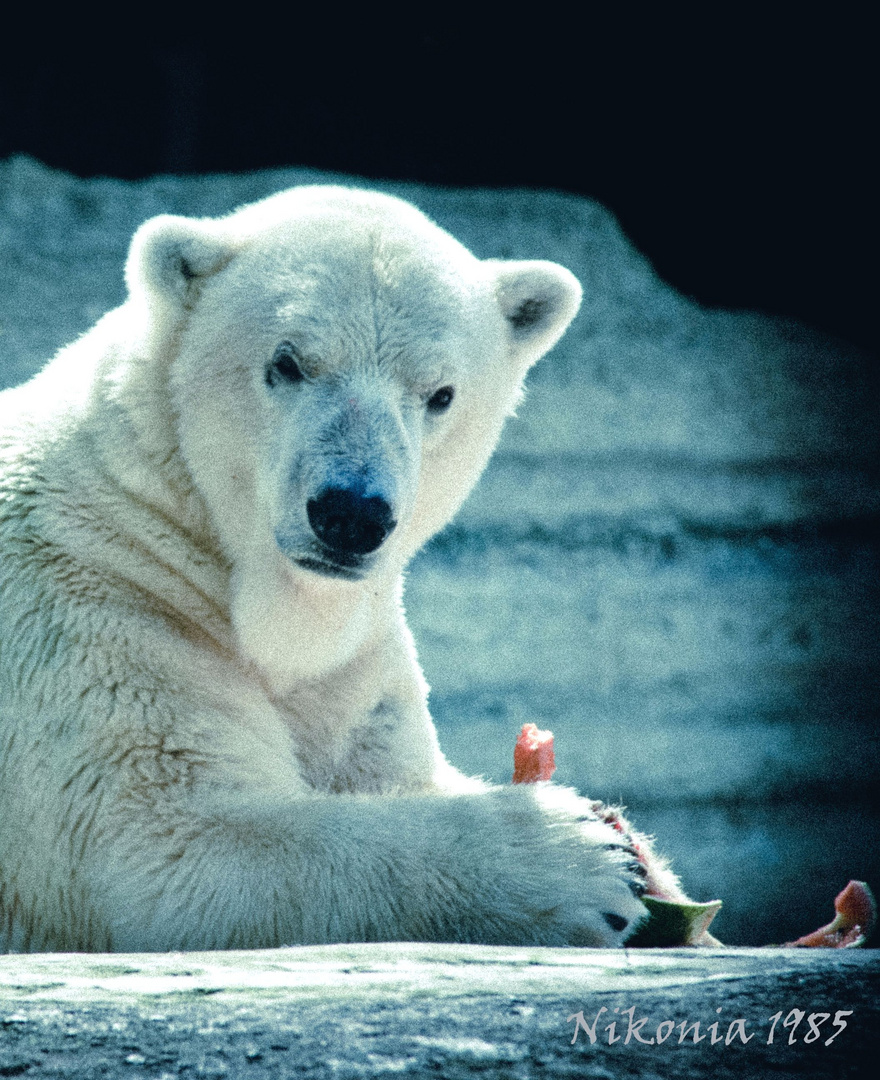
[{"xmin": 306, "ymin": 486, "xmax": 397, "ymax": 557}]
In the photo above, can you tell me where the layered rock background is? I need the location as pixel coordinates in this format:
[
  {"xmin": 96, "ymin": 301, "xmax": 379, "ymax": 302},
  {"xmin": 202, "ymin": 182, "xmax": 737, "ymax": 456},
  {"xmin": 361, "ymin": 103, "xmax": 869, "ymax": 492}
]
[{"xmin": 1, "ymin": 156, "xmax": 877, "ymax": 945}]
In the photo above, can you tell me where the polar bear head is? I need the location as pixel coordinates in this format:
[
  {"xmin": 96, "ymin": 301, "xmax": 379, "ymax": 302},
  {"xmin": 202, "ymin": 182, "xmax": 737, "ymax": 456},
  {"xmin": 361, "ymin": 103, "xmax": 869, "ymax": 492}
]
[{"xmin": 125, "ymin": 187, "xmax": 581, "ymax": 592}]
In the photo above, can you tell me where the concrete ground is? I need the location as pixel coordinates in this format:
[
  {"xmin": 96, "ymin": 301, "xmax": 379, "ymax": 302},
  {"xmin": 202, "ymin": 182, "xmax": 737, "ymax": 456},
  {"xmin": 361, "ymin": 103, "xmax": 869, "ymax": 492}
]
[{"xmin": 1, "ymin": 945, "xmax": 877, "ymax": 1078}]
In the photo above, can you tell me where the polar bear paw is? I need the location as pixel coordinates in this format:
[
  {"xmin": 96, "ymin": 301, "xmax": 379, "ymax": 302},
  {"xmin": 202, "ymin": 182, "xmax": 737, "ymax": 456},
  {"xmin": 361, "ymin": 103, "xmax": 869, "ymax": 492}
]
[{"xmin": 459, "ymin": 784, "xmax": 650, "ymax": 947}]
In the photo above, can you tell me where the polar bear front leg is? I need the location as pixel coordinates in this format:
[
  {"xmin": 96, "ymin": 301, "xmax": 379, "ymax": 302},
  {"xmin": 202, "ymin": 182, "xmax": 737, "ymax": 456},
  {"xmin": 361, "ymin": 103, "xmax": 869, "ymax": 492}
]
[{"xmin": 87, "ymin": 779, "xmax": 646, "ymax": 951}]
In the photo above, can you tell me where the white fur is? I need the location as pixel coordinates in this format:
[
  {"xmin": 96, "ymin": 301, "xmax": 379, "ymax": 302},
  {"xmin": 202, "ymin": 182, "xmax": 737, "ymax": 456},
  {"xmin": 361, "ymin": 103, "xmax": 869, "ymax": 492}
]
[{"xmin": 0, "ymin": 186, "xmax": 645, "ymax": 951}]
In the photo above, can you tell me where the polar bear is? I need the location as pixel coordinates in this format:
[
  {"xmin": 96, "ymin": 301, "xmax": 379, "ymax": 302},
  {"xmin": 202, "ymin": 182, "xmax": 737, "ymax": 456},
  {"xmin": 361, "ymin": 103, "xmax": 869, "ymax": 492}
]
[{"xmin": 0, "ymin": 186, "xmax": 646, "ymax": 952}]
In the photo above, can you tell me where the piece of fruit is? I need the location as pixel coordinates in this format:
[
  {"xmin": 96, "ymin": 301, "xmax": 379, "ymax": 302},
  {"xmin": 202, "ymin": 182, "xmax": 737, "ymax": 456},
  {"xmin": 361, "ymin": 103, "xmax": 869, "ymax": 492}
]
[
  {"xmin": 626, "ymin": 896, "xmax": 723, "ymax": 947},
  {"xmin": 512, "ymin": 723, "xmax": 556, "ymax": 783},
  {"xmin": 784, "ymin": 880, "xmax": 876, "ymax": 948},
  {"xmin": 506, "ymin": 728, "xmax": 871, "ymax": 950},
  {"xmin": 509, "ymin": 723, "xmax": 722, "ymax": 945}
]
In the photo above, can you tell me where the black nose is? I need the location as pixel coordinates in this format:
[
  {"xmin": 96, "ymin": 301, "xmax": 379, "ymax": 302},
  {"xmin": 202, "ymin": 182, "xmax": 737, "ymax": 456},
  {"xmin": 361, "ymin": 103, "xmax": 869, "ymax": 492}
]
[{"xmin": 307, "ymin": 487, "xmax": 397, "ymax": 556}]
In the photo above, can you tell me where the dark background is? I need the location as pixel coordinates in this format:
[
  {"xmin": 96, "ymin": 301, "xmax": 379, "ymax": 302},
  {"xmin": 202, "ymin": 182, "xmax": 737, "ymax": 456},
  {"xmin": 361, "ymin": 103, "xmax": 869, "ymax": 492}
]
[{"xmin": 0, "ymin": 20, "xmax": 875, "ymax": 356}]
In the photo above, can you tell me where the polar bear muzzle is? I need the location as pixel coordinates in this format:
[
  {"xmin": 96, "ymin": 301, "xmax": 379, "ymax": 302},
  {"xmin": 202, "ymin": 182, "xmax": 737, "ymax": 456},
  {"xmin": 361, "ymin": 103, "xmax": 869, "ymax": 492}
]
[{"xmin": 306, "ymin": 486, "xmax": 397, "ymax": 559}]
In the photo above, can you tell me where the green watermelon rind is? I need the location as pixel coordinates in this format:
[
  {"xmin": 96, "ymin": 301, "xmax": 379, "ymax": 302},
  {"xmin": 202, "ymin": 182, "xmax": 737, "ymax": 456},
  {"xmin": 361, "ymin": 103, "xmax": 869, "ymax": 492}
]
[{"xmin": 627, "ymin": 895, "xmax": 723, "ymax": 947}]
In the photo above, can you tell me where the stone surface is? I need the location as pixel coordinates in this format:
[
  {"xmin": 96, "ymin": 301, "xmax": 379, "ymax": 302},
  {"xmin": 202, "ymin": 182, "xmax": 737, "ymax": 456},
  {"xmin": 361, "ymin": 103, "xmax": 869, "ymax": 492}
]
[{"xmin": 0, "ymin": 945, "xmax": 877, "ymax": 1077}]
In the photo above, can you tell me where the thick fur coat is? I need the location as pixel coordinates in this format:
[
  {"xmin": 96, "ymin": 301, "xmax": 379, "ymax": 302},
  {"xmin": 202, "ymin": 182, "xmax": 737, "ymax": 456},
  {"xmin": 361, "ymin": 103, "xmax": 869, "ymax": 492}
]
[{"xmin": 0, "ymin": 187, "xmax": 646, "ymax": 951}]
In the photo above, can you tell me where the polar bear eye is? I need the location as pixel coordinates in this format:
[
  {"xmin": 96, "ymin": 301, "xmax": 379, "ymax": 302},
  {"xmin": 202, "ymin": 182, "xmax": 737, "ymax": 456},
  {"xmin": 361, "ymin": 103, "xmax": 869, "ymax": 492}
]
[
  {"xmin": 426, "ymin": 386, "xmax": 455, "ymax": 413},
  {"xmin": 266, "ymin": 342, "xmax": 305, "ymax": 388}
]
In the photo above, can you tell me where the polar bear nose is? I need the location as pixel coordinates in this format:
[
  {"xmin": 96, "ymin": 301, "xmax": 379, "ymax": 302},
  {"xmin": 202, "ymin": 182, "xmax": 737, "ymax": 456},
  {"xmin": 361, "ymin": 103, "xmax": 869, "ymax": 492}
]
[{"xmin": 307, "ymin": 487, "xmax": 397, "ymax": 555}]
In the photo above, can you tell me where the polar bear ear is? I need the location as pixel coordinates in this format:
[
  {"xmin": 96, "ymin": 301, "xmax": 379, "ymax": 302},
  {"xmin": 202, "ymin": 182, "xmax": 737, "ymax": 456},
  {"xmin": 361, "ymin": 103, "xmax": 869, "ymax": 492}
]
[
  {"xmin": 489, "ymin": 260, "xmax": 583, "ymax": 362},
  {"xmin": 125, "ymin": 214, "xmax": 233, "ymax": 308}
]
